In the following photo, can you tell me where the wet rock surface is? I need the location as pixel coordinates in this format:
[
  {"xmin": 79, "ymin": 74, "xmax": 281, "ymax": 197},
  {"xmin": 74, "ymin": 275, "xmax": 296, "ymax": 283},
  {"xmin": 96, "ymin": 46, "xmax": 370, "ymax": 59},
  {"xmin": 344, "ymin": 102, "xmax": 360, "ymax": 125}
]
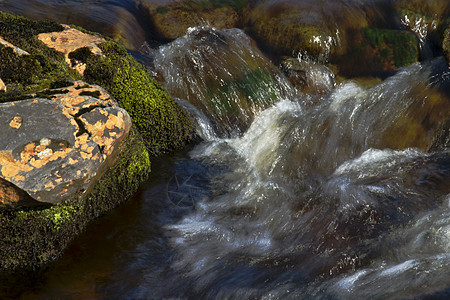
[
  {"xmin": 0, "ymin": 81, "xmax": 131, "ymax": 206},
  {"xmin": 144, "ymin": 0, "xmax": 244, "ymax": 40}
]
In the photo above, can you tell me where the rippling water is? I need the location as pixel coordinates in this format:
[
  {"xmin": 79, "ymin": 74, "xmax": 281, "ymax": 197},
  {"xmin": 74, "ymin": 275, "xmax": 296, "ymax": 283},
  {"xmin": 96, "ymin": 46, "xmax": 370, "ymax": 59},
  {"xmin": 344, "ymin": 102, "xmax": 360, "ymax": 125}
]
[{"xmin": 1, "ymin": 1, "xmax": 449, "ymax": 299}]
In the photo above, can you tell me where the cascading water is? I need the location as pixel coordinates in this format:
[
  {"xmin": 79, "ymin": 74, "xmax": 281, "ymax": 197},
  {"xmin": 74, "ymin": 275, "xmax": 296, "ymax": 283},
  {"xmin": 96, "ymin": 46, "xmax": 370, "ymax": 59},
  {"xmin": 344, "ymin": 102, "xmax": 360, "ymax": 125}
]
[
  {"xmin": 17, "ymin": 24, "xmax": 449, "ymax": 299},
  {"xmin": 149, "ymin": 26, "xmax": 295, "ymax": 137},
  {"xmin": 1, "ymin": 0, "xmax": 447, "ymax": 290}
]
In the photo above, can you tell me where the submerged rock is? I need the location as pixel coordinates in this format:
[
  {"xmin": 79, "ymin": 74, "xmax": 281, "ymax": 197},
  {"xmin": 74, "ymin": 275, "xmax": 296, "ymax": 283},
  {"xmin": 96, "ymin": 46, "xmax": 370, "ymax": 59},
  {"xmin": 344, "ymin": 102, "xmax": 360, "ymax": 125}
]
[
  {"xmin": 0, "ymin": 81, "xmax": 131, "ymax": 206},
  {"xmin": 152, "ymin": 26, "xmax": 294, "ymax": 137},
  {"xmin": 246, "ymin": 0, "xmax": 376, "ymax": 60},
  {"xmin": 336, "ymin": 28, "xmax": 420, "ymax": 78},
  {"xmin": 139, "ymin": 0, "xmax": 249, "ymax": 40}
]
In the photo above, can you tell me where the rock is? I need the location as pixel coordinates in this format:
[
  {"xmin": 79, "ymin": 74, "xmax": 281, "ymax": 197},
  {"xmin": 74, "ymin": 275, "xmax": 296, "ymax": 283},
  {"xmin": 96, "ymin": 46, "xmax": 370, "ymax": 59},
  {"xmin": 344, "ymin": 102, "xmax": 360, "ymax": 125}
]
[
  {"xmin": 0, "ymin": 11, "xmax": 77, "ymax": 97},
  {"xmin": 152, "ymin": 26, "xmax": 294, "ymax": 136},
  {"xmin": 394, "ymin": 0, "xmax": 449, "ymax": 35},
  {"xmin": 0, "ymin": 177, "xmax": 44, "ymax": 208},
  {"xmin": 246, "ymin": 0, "xmax": 374, "ymax": 60},
  {"xmin": 336, "ymin": 28, "xmax": 419, "ymax": 78},
  {"xmin": 139, "ymin": 0, "xmax": 248, "ymax": 40},
  {"xmin": 0, "ymin": 81, "xmax": 131, "ymax": 206},
  {"xmin": 38, "ymin": 25, "xmax": 106, "ymax": 75}
]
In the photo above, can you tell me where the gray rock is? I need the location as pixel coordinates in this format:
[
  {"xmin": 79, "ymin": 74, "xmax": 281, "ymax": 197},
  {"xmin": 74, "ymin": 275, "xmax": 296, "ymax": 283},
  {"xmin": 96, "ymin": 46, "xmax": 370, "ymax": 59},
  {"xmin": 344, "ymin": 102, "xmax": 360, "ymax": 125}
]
[{"xmin": 0, "ymin": 81, "xmax": 131, "ymax": 206}]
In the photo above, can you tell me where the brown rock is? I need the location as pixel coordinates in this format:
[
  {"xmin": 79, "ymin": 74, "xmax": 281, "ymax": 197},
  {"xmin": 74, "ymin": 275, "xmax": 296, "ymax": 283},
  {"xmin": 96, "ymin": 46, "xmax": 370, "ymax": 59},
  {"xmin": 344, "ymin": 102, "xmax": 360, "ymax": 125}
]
[{"xmin": 142, "ymin": 1, "xmax": 243, "ymax": 40}]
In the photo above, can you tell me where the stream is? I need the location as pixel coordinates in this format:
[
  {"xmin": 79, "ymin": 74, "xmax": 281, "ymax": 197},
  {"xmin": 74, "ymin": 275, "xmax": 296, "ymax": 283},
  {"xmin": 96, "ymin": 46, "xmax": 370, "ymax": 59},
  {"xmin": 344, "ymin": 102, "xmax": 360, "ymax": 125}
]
[{"xmin": 0, "ymin": 0, "xmax": 449, "ymax": 299}]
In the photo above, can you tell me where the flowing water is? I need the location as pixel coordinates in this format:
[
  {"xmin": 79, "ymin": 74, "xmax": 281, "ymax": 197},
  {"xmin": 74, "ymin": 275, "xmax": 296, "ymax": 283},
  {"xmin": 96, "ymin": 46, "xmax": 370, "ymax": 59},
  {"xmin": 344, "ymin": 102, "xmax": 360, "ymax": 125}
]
[{"xmin": 0, "ymin": 1, "xmax": 449, "ymax": 299}]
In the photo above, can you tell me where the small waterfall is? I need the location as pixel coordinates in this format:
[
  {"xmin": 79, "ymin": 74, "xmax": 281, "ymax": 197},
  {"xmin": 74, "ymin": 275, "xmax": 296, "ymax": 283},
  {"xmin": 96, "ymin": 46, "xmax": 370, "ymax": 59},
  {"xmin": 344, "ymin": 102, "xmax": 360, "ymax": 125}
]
[
  {"xmin": 151, "ymin": 26, "xmax": 295, "ymax": 137},
  {"xmin": 6, "ymin": 2, "xmax": 449, "ymax": 299}
]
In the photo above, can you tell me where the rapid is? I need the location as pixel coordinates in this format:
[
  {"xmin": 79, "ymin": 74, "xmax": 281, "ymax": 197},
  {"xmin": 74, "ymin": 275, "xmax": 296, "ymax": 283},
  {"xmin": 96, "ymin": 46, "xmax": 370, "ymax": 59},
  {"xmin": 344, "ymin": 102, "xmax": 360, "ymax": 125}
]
[{"xmin": 1, "ymin": 1, "xmax": 448, "ymax": 299}]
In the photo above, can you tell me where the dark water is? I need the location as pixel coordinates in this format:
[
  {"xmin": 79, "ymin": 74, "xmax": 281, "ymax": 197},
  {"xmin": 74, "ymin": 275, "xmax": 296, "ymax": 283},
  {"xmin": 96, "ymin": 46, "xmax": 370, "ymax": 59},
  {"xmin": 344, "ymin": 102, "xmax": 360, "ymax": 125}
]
[{"xmin": 1, "ymin": 0, "xmax": 449, "ymax": 299}]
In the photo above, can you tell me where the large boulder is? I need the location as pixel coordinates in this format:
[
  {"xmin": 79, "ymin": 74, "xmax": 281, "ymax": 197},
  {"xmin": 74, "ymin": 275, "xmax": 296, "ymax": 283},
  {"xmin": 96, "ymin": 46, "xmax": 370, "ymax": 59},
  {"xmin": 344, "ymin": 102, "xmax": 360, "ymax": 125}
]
[
  {"xmin": 336, "ymin": 28, "xmax": 420, "ymax": 78},
  {"xmin": 0, "ymin": 81, "xmax": 131, "ymax": 206},
  {"xmin": 138, "ymin": 0, "xmax": 249, "ymax": 40},
  {"xmin": 0, "ymin": 1, "xmax": 148, "ymax": 50},
  {"xmin": 0, "ymin": 11, "xmax": 192, "ymax": 275}
]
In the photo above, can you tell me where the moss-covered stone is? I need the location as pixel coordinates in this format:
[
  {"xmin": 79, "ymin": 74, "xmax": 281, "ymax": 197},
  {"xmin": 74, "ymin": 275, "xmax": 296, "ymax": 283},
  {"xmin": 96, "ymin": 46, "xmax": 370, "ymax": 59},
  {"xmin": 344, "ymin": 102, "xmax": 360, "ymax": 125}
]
[
  {"xmin": 0, "ymin": 127, "xmax": 150, "ymax": 273},
  {"xmin": 0, "ymin": 12, "xmax": 80, "ymax": 102},
  {"xmin": 335, "ymin": 28, "xmax": 419, "ymax": 78},
  {"xmin": 83, "ymin": 41, "xmax": 195, "ymax": 155},
  {"xmin": 138, "ymin": 0, "xmax": 247, "ymax": 40},
  {"xmin": 440, "ymin": 18, "xmax": 450, "ymax": 63},
  {"xmin": 362, "ymin": 28, "xmax": 419, "ymax": 68},
  {"xmin": 0, "ymin": 11, "xmax": 188, "ymax": 282}
]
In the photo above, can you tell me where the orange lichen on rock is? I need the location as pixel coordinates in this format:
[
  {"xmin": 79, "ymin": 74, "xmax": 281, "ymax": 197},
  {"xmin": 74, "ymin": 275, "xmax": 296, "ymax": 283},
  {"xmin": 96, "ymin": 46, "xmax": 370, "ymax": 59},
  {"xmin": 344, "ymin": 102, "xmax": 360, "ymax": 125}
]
[
  {"xmin": 0, "ymin": 81, "xmax": 131, "ymax": 205},
  {"xmin": 9, "ymin": 116, "xmax": 23, "ymax": 129},
  {"xmin": 37, "ymin": 25, "xmax": 106, "ymax": 75},
  {"xmin": 0, "ymin": 150, "xmax": 33, "ymax": 178}
]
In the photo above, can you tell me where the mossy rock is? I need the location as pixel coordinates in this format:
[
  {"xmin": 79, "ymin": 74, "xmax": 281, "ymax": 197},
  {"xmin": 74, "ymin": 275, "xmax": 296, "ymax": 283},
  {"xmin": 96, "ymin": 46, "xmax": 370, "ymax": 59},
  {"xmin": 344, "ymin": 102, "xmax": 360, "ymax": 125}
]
[
  {"xmin": 0, "ymin": 11, "xmax": 80, "ymax": 101},
  {"xmin": 394, "ymin": 0, "xmax": 449, "ymax": 29},
  {"xmin": 440, "ymin": 18, "xmax": 450, "ymax": 62},
  {"xmin": 0, "ymin": 127, "xmax": 150, "ymax": 277},
  {"xmin": 335, "ymin": 28, "xmax": 419, "ymax": 78},
  {"xmin": 82, "ymin": 41, "xmax": 195, "ymax": 156},
  {"xmin": 245, "ymin": 0, "xmax": 375, "ymax": 61},
  {"xmin": 140, "ymin": 0, "xmax": 248, "ymax": 40}
]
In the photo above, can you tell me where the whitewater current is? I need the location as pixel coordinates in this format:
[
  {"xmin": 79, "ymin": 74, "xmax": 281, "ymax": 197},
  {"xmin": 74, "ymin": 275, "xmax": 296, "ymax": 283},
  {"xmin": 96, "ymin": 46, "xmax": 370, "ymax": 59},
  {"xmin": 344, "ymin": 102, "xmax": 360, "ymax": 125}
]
[{"xmin": 14, "ymin": 26, "xmax": 450, "ymax": 299}]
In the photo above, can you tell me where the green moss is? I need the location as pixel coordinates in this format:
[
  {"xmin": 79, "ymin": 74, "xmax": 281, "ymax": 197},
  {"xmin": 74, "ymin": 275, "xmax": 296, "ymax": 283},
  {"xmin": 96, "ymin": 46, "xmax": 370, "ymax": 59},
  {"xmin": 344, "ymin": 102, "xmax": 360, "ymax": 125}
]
[
  {"xmin": 362, "ymin": 28, "xmax": 419, "ymax": 68},
  {"xmin": 0, "ymin": 46, "xmax": 42, "ymax": 84},
  {"xmin": 0, "ymin": 127, "xmax": 150, "ymax": 273},
  {"xmin": 156, "ymin": 6, "xmax": 169, "ymax": 14},
  {"xmin": 49, "ymin": 80, "xmax": 73, "ymax": 89},
  {"xmin": 84, "ymin": 41, "xmax": 195, "ymax": 156},
  {"xmin": 79, "ymin": 90, "xmax": 101, "ymax": 98},
  {"xmin": 68, "ymin": 46, "xmax": 92, "ymax": 64},
  {"xmin": 0, "ymin": 11, "xmax": 63, "ymax": 46},
  {"xmin": 0, "ymin": 11, "xmax": 81, "ymax": 102}
]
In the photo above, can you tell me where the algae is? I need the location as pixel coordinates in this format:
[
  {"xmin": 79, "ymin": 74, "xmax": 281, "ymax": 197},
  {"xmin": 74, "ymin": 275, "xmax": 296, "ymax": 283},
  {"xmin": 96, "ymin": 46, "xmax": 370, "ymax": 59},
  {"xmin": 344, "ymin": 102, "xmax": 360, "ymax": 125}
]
[{"xmin": 362, "ymin": 28, "xmax": 419, "ymax": 68}]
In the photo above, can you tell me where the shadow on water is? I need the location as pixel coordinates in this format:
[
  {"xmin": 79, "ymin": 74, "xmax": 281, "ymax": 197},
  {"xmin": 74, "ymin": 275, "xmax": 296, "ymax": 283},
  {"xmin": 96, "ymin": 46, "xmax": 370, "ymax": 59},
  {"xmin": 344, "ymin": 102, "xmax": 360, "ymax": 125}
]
[{"xmin": 16, "ymin": 145, "xmax": 224, "ymax": 299}]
